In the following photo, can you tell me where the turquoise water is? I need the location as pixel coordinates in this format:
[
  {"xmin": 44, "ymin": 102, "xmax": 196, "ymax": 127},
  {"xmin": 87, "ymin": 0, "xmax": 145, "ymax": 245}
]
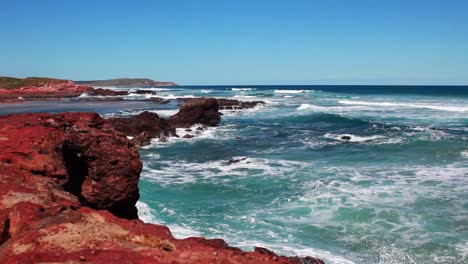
[
  {"xmin": 2, "ymin": 86, "xmax": 466, "ymax": 263},
  {"xmin": 133, "ymin": 86, "xmax": 468, "ymax": 264}
]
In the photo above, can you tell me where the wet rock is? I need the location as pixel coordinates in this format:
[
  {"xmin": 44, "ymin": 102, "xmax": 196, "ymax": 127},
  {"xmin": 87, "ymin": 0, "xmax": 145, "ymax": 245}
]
[
  {"xmin": 89, "ymin": 88, "xmax": 129, "ymax": 96},
  {"xmin": 77, "ymin": 96, "xmax": 124, "ymax": 101},
  {"xmin": 133, "ymin": 89, "xmax": 157, "ymax": 95},
  {"xmin": 107, "ymin": 111, "xmax": 176, "ymax": 145},
  {"xmin": 216, "ymin": 98, "xmax": 266, "ymax": 110},
  {"xmin": 226, "ymin": 157, "xmax": 248, "ymax": 165},
  {"xmin": 176, "ymin": 97, "xmax": 266, "ymax": 110},
  {"xmin": 182, "ymin": 134, "xmax": 194, "ymax": 139},
  {"xmin": 148, "ymin": 97, "xmax": 169, "ymax": 104},
  {"xmin": 169, "ymin": 98, "xmax": 221, "ymax": 128},
  {"xmin": 340, "ymin": 135, "xmax": 352, "ymax": 141}
]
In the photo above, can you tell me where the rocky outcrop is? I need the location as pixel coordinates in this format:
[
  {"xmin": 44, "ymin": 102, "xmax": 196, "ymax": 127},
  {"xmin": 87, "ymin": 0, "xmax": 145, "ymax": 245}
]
[
  {"xmin": 89, "ymin": 88, "xmax": 129, "ymax": 96},
  {"xmin": 0, "ymin": 77, "xmax": 133, "ymax": 102},
  {"xmin": 0, "ymin": 80, "xmax": 93, "ymax": 100},
  {"xmin": 108, "ymin": 112, "xmax": 176, "ymax": 147},
  {"xmin": 0, "ymin": 112, "xmax": 324, "ymax": 264},
  {"xmin": 0, "ymin": 112, "xmax": 141, "ymax": 219},
  {"xmin": 76, "ymin": 78, "xmax": 178, "ymax": 87},
  {"xmin": 108, "ymin": 98, "xmax": 223, "ymax": 146},
  {"xmin": 169, "ymin": 98, "xmax": 221, "ymax": 128},
  {"xmin": 177, "ymin": 97, "xmax": 265, "ymax": 110},
  {"xmin": 215, "ymin": 98, "xmax": 266, "ymax": 110}
]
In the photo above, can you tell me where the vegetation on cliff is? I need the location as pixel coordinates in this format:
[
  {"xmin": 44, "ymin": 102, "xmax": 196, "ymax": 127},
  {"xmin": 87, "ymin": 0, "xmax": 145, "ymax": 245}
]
[{"xmin": 0, "ymin": 77, "xmax": 67, "ymax": 90}]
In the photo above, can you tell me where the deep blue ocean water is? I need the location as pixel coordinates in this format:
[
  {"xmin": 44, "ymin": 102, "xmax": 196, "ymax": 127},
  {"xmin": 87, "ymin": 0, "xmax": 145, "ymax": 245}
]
[{"xmin": 2, "ymin": 85, "xmax": 467, "ymax": 263}]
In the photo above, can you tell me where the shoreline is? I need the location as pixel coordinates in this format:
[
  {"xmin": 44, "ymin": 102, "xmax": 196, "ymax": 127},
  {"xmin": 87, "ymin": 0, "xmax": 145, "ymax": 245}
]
[{"xmin": 0, "ymin": 98, "xmax": 323, "ymax": 263}]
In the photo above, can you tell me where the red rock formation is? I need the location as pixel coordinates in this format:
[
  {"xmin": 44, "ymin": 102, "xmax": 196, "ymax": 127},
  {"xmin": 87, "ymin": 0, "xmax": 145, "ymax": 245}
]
[
  {"xmin": 169, "ymin": 98, "xmax": 221, "ymax": 128},
  {"xmin": 108, "ymin": 98, "xmax": 223, "ymax": 146},
  {"xmin": 0, "ymin": 80, "xmax": 93, "ymax": 100},
  {"xmin": 0, "ymin": 112, "xmax": 141, "ymax": 219},
  {"xmin": 0, "ymin": 79, "xmax": 130, "ymax": 102},
  {"xmin": 108, "ymin": 111, "xmax": 176, "ymax": 147},
  {"xmin": 0, "ymin": 112, "xmax": 324, "ymax": 263}
]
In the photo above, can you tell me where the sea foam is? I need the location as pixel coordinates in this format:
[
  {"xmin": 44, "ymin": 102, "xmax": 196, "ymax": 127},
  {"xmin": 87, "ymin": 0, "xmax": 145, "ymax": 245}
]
[{"xmin": 338, "ymin": 99, "xmax": 468, "ymax": 112}]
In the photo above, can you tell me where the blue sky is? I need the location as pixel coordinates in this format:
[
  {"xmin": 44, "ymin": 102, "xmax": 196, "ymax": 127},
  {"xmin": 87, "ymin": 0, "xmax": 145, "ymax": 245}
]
[{"xmin": 1, "ymin": 0, "xmax": 467, "ymax": 85}]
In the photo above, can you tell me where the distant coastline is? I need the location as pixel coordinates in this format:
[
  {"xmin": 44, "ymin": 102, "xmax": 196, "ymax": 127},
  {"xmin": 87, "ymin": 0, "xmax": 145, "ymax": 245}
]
[{"xmin": 76, "ymin": 78, "xmax": 178, "ymax": 87}]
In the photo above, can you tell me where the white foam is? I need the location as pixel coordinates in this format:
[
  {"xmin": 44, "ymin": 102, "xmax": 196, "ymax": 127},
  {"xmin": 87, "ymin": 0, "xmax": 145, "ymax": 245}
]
[
  {"xmin": 156, "ymin": 94, "xmax": 196, "ymax": 100},
  {"xmin": 141, "ymin": 156, "xmax": 307, "ymax": 184},
  {"xmin": 275, "ymin": 89, "xmax": 310, "ymax": 94},
  {"xmin": 152, "ymin": 109, "xmax": 179, "ymax": 118},
  {"xmin": 200, "ymin": 89, "xmax": 212, "ymax": 93},
  {"xmin": 136, "ymin": 201, "xmax": 201, "ymax": 238},
  {"xmin": 297, "ymin": 103, "xmax": 329, "ymax": 111},
  {"xmin": 339, "ymin": 99, "xmax": 468, "ymax": 112},
  {"xmin": 232, "ymin": 88, "xmax": 256, "ymax": 91},
  {"xmin": 296, "ymin": 103, "xmax": 372, "ymax": 113},
  {"xmin": 136, "ymin": 201, "xmax": 159, "ymax": 223},
  {"xmin": 324, "ymin": 133, "xmax": 385, "ymax": 143},
  {"xmin": 233, "ymin": 95, "xmax": 258, "ymax": 98},
  {"xmin": 461, "ymin": 151, "xmax": 468, "ymax": 159}
]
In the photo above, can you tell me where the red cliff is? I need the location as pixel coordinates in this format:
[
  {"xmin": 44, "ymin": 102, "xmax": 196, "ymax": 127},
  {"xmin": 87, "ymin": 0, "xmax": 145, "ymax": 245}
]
[
  {"xmin": 0, "ymin": 112, "xmax": 324, "ymax": 263},
  {"xmin": 0, "ymin": 77, "xmax": 129, "ymax": 102}
]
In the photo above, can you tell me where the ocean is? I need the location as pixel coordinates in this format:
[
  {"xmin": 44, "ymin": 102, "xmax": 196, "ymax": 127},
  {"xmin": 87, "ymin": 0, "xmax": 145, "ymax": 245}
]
[{"xmin": 2, "ymin": 85, "xmax": 467, "ymax": 263}]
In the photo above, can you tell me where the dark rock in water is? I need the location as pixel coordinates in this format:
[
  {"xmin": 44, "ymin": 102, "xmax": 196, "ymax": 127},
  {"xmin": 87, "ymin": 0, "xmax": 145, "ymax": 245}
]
[
  {"xmin": 176, "ymin": 97, "xmax": 266, "ymax": 110},
  {"xmin": 185, "ymin": 128, "xmax": 192, "ymax": 132},
  {"xmin": 107, "ymin": 99, "xmax": 223, "ymax": 146},
  {"xmin": 169, "ymin": 98, "xmax": 221, "ymax": 128},
  {"xmin": 90, "ymin": 88, "xmax": 129, "ymax": 96},
  {"xmin": 133, "ymin": 89, "xmax": 156, "ymax": 95},
  {"xmin": 216, "ymin": 98, "xmax": 266, "ymax": 110},
  {"xmin": 340, "ymin": 135, "xmax": 352, "ymax": 141},
  {"xmin": 131, "ymin": 131, "xmax": 153, "ymax": 147},
  {"xmin": 108, "ymin": 111, "xmax": 176, "ymax": 146},
  {"xmin": 183, "ymin": 134, "xmax": 194, "ymax": 139},
  {"xmin": 196, "ymin": 126, "xmax": 204, "ymax": 131},
  {"xmin": 227, "ymin": 157, "xmax": 248, "ymax": 165},
  {"xmin": 159, "ymin": 136, "xmax": 168, "ymax": 142},
  {"xmin": 78, "ymin": 96, "xmax": 125, "ymax": 101},
  {"xmin": 148, "ymin": 97, "xmax": 169, "ymax": 104}
]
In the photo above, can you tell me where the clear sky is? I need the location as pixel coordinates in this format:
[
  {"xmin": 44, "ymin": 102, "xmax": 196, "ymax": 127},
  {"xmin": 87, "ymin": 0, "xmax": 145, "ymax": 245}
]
[{"xmin": 1, "ymin": 0, "xmax": 467, "ymax": 85}]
